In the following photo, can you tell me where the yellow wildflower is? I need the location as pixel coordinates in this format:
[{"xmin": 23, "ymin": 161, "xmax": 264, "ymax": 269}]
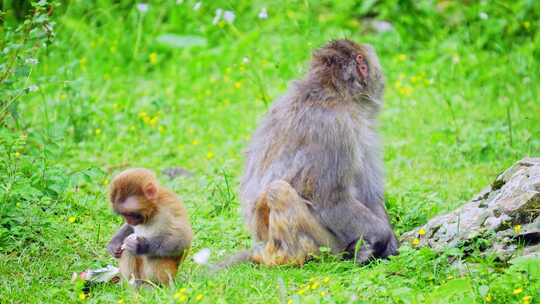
[
  {"xmin": 320, "ymin": 291, "xmax": 327, "ymax": 297},
  {"xmin": 514, "ymin": 225, "xmax": 522, "ymax": 234},
  {"xmin": 287, "ymin": 299, "xmax": 293, "ymax": 304},
  {"xmin": 68, "ymin": 216, "xmax": 76, "ymax": 223},
  {"xmin": 95, "ymin": 128, "xmax": 102, "ymax": 135},
  {"xmin": 399, "ymin": 86, "xmax": 413, "ymax": 96},
  {"xmin": 323, "ymin": 277, "xmax": 330, "ymax": 284},
  {"xmin": 412, "ymin": 238, "xmax": 420, "ymax": 246},
  {"xmin": 397, "ymin": 54, "xmax": 407, "ymax": 62},
  {"xmin": 411, "ymin": 76, "xmax": 418, "ymax": 84},
  {"xmin": 78, "ymin": 292, "xmax": 86, "ymax": 300},
  {"xmin": 485, "ymin": 294, "xmax": 492, "ymax": 302},
  {"xmin": 513, "ymin": 288, "xmax": 523, "ymax": 295},
  {"xmin": 149, "ymin": 52, "xmax": 158, "ymax": 65},
  {"xmin": 148, "ymin": 116, "xmax": 159, "ymax": 127},
  {"xmin": 80, "ymin": 57, "xmax": 87, "ymax": 67},
  {"xmin": 14, "ymin": 152, "xmax": 21, "ymax": 158},
  {"xmin": 195, "ymin": 294, "xmax": 204, "ymax": 301},
  {"xmin": 418, "ymin": 228, "xmax": 426, "ymax": 236},
  {"xmin": 234, "ymin": 82, "xmax": 242, "ymax": 89},
  {"xmin": 117, "ymin": 300, "xmax": 124, "ymax": 304},
  {"xmin": 174, "ymin": 288, "xmax": 188, "ymax": 301},
  {"xmin": 175, "ymin": 294, "xmax": 187, "ymax": 302},
  {"xmin": 310, "ymin": 282, "xmax": 319, "ymax": 290},
  {"xmin": 207, "ymin": 152, "xmax": 214, "ymax": 159},
  {"xmin": 287, "ymin": 10, "xmax": 295, "ymax": 19},
  {"xmin": 347, "ymin": 19, "xmax": 360, "ymax": 28},
  {"xmin": 523, "ymin": 295, "xmax": 532, "ymax": 304},
  {"xmin": 192, "ymin": 140, "xmax": 199, "ymax": 146},
  {"xmin": 297, "ymin": 288, "xmax": 306, "ymax": 295}
]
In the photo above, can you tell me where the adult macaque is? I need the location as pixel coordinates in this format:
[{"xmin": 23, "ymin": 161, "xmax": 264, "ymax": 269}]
[
  {"xmin": 107, "ymin": 168, "xmax": 192, "ymax": 285},
  {"xmin": 220, "ymin": 39, "xmax": 398, "ymax": 267}
]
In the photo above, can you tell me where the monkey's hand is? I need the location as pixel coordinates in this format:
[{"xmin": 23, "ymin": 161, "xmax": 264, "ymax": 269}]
[
  {"xmin": 107, "ymin": 240, "xmax": 124, "ymax": 259},
  {"xmin": 122, "ymin": 234, "xmax": 148, "ymax": 255}
]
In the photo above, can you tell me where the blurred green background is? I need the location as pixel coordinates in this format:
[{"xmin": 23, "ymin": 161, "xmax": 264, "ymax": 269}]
[{"xmin": 1, "ymin": 0, "xmax": 539, "ymax": 303}]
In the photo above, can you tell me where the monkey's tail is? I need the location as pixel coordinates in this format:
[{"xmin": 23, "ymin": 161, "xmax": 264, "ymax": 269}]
[{"xmin": 209, "ymin": 249, "xmax": 255, "ymax": 272}]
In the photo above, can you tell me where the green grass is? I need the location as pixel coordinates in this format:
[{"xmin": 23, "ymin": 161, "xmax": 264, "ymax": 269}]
[{"xmin": 1, "ymin": 1, "xmax": 540, "ymax": 303}]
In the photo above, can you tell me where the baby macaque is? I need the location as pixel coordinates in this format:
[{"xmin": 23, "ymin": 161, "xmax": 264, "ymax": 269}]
[
  {"xmin": 107, "ymin": 168, "xmax": 192, "ymax": 285},
  {"xmin": 219, "ymin": 39, "xmax": 398, "ymax": 268}
]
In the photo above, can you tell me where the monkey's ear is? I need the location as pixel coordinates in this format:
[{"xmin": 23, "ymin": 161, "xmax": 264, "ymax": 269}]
[{"xmin": 143, "ymin": 182, "xmax": 158, "ymax": 200}]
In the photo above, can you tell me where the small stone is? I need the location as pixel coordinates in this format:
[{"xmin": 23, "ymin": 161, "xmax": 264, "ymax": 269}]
[{"xmin": 162, "ymin": 167, "xmax": 194, "ymax": 180}]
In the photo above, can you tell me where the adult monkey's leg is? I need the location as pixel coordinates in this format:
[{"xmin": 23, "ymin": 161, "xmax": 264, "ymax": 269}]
[{"xmin": 253, "ymin": 180, "xmax": 339, "ymax": 265}]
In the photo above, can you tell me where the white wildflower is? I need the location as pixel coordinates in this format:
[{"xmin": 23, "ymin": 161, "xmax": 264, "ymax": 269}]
[
  {"xmin": 27, "ymin": 85, "xmax": 39, "ymax": 92},
  {"xmin": 212, "ymin": 8, "xmax": 223, "ymax": 25},
  {"xmin": 479, "ymin": 12, "xmax": 488, "ymax": 20},
  {"xmin": 193, "ymin": 1, "xmax": 202, "ymax": 11},
  {"xmin": 176, "ymin": 0, "xmax": 183, "ymax": 4},
  {"xmin": 193, "ymin": 248, "xmax": 211, "ymax": 265},
  {"xmin": 25, "ymin": 58, "xmax": 39, "ymax": 65},
  {"xmin": 258, "ymin": 7, "xmax": 268, "ymax": 20},
  {"xmin": 223, "ymin": 10, "xmax": 235, "ymax": 23},
  {"xmin": 242, "ymin": 57, "xmax": 250, "ymax": 64},
  {"xmin": 136, "ymin": 3, "xmax": 149, "ymax": 13}
]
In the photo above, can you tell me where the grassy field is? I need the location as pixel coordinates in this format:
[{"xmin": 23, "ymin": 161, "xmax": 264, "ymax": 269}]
[{"xmin": 1, "ymin": 1, "xmax": 540, "ymax": 303}]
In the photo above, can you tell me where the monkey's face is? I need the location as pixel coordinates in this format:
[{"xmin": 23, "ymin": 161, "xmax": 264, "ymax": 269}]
[
  {"xmin": 112, "ymin": 195, "xmax": 157, "ymax": 226},
  {"xmin": 311, "ymin": 39, "xmax": 385, "ymax": 102}
]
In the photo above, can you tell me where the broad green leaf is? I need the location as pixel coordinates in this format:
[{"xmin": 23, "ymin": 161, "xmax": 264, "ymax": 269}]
[
  {"xmin": 156, "ymin": 34, "xmax": 207, "ymax": 49},
  {"xmin": 510, "ymin": 257, "xmax": 540, "ymax": 280}
]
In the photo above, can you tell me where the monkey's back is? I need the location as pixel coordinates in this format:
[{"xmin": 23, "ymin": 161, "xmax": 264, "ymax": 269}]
[{"xmin": 240, "ymin": 89, "xmax": 384, "ymax": 241}]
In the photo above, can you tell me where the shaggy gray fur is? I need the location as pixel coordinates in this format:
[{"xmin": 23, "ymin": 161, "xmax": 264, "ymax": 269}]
[{"xmin": 240, "ymin": 39, "xmax": 398, "ymax": 262}]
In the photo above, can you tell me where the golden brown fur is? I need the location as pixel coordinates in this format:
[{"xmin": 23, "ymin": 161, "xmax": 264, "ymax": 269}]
[
  {"xmin": 107, "ymin": 168, "xmax": 192, "ymax": 285},
  {"xmin": 250, "ymin": 180, "xmax": 339, "ymax": 265}
]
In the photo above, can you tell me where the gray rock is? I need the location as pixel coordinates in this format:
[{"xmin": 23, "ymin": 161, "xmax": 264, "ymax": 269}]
[{"xmin": 400, "ymin": 157, "xmax": 540, "ymax": 260}]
